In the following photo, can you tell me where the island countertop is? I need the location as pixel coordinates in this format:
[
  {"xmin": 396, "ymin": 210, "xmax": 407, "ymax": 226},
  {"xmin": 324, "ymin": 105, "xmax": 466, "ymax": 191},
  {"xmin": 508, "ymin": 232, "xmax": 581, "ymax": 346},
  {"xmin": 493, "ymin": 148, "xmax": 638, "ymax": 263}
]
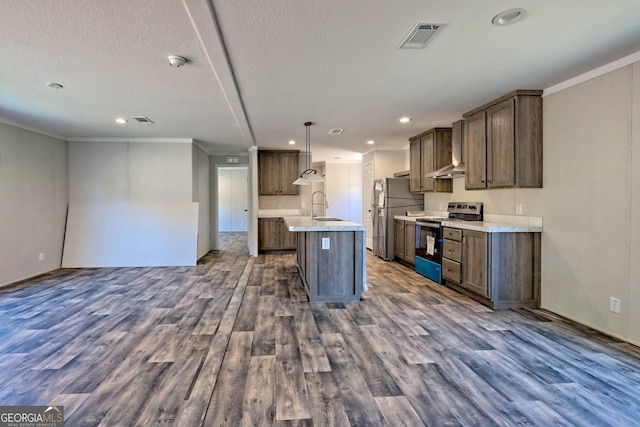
[{"xmin": 284, "ymin": 216, "xmax": 365, "ymax": 232}]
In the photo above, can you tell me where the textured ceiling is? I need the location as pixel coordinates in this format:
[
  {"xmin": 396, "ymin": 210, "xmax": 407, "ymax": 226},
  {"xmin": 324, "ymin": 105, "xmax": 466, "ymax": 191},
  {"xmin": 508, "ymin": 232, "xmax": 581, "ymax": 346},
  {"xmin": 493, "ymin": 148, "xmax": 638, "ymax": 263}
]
[{"xmin": 2, "ymin": 1, "xmax": 640, "ymax": 162}]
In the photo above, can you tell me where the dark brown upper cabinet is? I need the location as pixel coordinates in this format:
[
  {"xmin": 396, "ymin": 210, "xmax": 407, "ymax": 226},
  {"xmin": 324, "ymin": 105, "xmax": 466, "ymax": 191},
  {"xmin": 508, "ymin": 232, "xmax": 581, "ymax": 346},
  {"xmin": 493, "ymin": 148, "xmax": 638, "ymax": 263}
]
[{"xmin": 463, "ymin": 90, "xmax": 543, "ymax": 190}]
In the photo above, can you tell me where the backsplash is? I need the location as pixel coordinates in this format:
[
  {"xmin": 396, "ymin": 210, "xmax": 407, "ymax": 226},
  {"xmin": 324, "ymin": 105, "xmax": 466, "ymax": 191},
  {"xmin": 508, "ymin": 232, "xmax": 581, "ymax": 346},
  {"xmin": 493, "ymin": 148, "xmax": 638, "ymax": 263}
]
[
  {"xmin": 423, "ymin": 178, "xmax": 545, "ymax": 218},
  {"xmin": 258, "ymin": 195, "xmax": 302, "ymax": 210},
  {"xmin": 258, "ymin": 209, "xmax": 302, "ymax": 217},
  {"xmin": 423, "ymin": 209, "xmax": 542, "ymax": 226}
]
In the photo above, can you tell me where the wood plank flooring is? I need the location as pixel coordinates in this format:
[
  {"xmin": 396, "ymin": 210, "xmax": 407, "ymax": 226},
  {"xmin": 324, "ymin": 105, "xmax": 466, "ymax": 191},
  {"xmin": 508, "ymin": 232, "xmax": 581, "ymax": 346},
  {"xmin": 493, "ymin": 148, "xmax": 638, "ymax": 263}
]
[{"xmin": 1, "ymin": 231, "xmax": 640, "ymax": 426}]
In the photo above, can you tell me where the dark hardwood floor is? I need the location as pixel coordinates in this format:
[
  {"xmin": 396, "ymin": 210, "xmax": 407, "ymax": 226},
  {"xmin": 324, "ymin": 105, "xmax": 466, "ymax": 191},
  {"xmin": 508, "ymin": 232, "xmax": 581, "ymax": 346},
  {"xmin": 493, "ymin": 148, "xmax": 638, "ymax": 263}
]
[{"xmin": 1, "ymin": 232, "xmax": 640, "ymax": 426}]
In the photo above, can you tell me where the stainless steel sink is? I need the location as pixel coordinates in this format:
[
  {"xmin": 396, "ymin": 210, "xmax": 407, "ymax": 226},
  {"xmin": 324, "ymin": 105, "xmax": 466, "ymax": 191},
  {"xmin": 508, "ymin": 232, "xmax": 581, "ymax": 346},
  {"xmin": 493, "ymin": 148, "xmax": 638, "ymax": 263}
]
[{"xmin": 313, "ymin": 217, "xmax": 343, "ymax": 221}]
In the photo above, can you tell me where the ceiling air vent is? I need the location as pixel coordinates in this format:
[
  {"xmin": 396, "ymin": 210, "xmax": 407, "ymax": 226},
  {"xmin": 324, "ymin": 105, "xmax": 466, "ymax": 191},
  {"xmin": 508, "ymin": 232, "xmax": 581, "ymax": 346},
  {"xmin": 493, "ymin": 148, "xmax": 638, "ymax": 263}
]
[
  {"xmin": 132, "ymin": 116, "xmax": 155, "ymax": 124},
  {"xmin": 398, "ymin": 23, "xmax": 444, "ymax": 49},
  {"xmin": 329, "ymin": 129, "xmax": 344, "ymax": 135}
]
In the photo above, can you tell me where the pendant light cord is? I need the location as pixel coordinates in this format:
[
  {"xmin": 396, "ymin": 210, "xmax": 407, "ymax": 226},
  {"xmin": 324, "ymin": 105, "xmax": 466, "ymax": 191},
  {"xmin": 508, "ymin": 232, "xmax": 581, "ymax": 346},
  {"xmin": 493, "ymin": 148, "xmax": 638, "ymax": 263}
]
[{"xmin": 305, "ymin": 121, "xmax": 312, "ymax": 170}]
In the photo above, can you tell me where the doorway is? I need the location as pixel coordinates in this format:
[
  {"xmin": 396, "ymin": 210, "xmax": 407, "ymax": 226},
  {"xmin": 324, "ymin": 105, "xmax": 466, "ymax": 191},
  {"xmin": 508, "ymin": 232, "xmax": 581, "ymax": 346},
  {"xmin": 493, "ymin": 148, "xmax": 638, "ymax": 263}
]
[
  {"xmin": 363, "ymin": 161, "xmax": 374, "ymax": 249},
  {"xmin": 217, "ymin": 166, "xmax": 248, "ymax": 252}
]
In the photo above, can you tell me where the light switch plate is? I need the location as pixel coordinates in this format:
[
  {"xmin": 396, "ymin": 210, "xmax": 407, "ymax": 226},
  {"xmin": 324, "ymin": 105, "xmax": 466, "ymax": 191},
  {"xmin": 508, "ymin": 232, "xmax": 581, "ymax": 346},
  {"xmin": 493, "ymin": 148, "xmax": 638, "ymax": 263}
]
[{"xmin": 322, "ymin": 237, "xmax": 330, "ymax": 250}]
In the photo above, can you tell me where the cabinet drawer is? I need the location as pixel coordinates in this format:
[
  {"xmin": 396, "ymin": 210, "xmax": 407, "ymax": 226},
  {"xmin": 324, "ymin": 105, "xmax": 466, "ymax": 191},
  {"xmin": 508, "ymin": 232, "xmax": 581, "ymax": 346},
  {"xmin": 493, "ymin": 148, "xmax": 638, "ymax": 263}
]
[
  {"xmin": 443, "ymin": 240, "xmax": 462, "ymax": 262},
  {"xmin": 443, "ymin": 227, "xmax": 462, "ymax": 242},
  {"xmin": 442, "ymin": 258, "xmax": 461, "ymax": 284}
]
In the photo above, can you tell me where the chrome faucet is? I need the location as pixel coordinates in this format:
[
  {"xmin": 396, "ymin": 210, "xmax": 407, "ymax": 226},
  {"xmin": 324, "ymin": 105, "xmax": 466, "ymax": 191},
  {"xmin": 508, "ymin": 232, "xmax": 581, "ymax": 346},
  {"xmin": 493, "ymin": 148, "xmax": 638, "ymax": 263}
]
[{"xmin": 311, "ymin": 191, "xmax": 329, "ymax": 219}]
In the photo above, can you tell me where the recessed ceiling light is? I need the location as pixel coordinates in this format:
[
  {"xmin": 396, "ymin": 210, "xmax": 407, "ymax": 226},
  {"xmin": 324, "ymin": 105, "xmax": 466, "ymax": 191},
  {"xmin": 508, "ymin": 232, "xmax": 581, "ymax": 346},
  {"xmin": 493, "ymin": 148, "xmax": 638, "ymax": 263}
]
[
  {"xmin": 367, "ymin": 140, "xmax": 375, "ymax": 145},
  {"xmin": 492, "ymin": 8, "xmax": 529, "ymax": 26},
  {"xmin": 289, "ymin": 140, "xmax": 296, "ymax": 145},
  {"xmin": 115, "ymin": 118, "xmax": 128, "ymax": 124},
  {"xmin": 47, "ymin": 82, "xmax": 63, "ymax": 89},
  {"xmin": 399, "ymin": 117, "xmax": 411, "ymax": 123},
  {"xmin": 168, "ymin": 55, "xmax": 188, "ymax": 67}
]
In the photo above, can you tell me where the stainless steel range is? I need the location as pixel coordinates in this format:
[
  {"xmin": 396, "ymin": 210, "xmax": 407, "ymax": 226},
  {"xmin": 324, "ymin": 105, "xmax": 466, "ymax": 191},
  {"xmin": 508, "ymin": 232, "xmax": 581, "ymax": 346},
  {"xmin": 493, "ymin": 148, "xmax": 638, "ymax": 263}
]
[{"xmin": 414, "ymin": 202, "xmax": 483, "ymax": 283}]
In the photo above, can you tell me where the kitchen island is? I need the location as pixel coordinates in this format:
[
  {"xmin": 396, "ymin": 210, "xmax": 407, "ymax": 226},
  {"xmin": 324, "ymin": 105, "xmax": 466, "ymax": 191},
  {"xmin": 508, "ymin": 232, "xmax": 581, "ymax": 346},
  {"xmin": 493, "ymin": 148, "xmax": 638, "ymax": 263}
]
[{"xmin": 284, "ymin": 217, "xmax": 366, "ymax": 303}]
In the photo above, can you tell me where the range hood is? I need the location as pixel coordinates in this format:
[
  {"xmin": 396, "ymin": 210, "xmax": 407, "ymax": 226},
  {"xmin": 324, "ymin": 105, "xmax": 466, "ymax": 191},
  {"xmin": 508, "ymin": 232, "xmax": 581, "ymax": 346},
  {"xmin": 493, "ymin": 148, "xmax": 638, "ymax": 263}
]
[{"xmin": 426, "ymin": 119, "xmax": 465, "ymax": 179}]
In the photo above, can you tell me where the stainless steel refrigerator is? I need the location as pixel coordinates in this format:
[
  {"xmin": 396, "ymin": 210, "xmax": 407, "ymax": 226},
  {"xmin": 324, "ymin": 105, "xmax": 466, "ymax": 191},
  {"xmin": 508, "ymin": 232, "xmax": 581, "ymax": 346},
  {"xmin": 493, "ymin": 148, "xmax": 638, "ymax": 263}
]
[{"xmin": 372, "ymin": 177, "xmax": 424, "ymax": 260}]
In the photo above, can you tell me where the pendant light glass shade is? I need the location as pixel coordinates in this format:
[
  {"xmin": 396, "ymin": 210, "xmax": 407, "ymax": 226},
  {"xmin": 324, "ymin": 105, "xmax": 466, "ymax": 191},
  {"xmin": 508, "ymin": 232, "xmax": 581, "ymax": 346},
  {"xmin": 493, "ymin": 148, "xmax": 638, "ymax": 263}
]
[
  {"xmin": 307, "ymin": 171, "xmax": 324, "ymax": 182},
  {"xmin": 293, "ymin": 176, "xmax": 311, "ymax": 185},
  {"xmin": 293, "ymin": 122, "xmax": 325, "ymax": 185},
  {"xmin": 292, "ymin": 169, "xmax": 324, "ymax": 185}
]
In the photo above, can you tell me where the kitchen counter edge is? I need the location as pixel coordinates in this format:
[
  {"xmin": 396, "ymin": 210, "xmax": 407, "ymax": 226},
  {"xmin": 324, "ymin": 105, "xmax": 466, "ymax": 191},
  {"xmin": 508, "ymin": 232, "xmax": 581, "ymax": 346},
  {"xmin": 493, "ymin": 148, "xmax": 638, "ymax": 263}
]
[
  {"xmin": 284, "ymin": 217, "xmax": 365, "ymax": 232},
  {"xmin": 441, "ymin": 220, "xmax": 542, "ymax": 233},
  {"xmin": 394, "ymin": 215, "xmax": 542, "ymax": 232}
]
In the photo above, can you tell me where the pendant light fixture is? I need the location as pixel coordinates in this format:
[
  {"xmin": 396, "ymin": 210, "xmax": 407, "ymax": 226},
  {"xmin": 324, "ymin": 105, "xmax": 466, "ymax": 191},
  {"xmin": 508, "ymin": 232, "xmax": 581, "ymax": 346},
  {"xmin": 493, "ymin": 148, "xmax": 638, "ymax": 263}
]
[{"xmin": 293, "ymin": 121, "xmax": 324, "ymax": 185}]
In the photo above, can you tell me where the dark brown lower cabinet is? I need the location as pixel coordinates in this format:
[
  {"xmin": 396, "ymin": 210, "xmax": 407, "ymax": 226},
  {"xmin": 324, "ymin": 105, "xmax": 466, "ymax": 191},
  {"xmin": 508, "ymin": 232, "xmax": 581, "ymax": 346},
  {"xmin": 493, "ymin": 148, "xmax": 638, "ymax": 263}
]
[
  {"xmin": 258, "ymin": 218, "xmax": 297, "ymax": 252},
  {"xmin": 393, "ymin": 219, "xmax": 416, "ymax": 266},
  {"xmin": 461, "ymin": 230, "xmax": 489, "ymax": 298},
  {"xmin": 442, "ymin": 227, "xmax": 540, "ymax": 309}
]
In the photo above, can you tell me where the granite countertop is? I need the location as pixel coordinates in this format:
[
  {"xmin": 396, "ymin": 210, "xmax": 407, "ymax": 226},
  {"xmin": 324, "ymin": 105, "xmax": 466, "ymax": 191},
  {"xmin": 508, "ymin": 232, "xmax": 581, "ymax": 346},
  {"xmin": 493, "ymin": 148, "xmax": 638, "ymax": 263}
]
[
  {"xmin": 258, "ymin": 209, "xmax": 302, "ymax": 218},
  {"xmin": 284, "ymin": 216, "xmax": 365, "ymax": 232},
  {"xmin": 394, "ymin": 214, "xmax": 543, "ymax": 232},
  {"xmin": 393, "ymin": 215, "xmax": 421, "ymax": 222},
  {"xmin": 441, "ymin": 220, "xmax": 541, "ymax": 233}
]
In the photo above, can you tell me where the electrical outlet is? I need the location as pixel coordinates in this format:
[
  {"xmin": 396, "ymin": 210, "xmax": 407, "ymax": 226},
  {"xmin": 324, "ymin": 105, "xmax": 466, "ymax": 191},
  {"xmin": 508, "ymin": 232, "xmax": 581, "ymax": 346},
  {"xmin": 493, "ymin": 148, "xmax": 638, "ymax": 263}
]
[
  {"xmin": 439, "ymin": 202, "xmax": 444, "ymax": 210},
  {"xmin": 609, "ymin": 297, "xmax": 621, "ymax": 314},
  {"xmin": 322, "ymin": 237, "xmax": 330, "ymax": 250},
  {"xmin": 516, "ymin": 203, "xmax": 523, "ymax": 215},
  {"xmin": 38, "ymin": 253, "xmax": 44, "ymax": 262}
]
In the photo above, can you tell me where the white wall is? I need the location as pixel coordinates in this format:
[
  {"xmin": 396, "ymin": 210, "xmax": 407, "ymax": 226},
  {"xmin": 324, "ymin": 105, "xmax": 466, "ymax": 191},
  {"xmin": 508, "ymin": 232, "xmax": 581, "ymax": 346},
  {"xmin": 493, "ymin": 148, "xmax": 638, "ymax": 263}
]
[
  {"xmin": 193, "ymin": 145, "xmax": 211, "ymax": 258},
  {"xmin": 68, "ymin": 141, "xmax": 193, "ymax": 203},
  {"xmin": 542, "ymin": 66, "xmax": 633, "ymax": 341},
  {"xmin": 248, "ymin": 147, "xmax": 259, "ymax": 256},
  {"xmin": 325, "ymin": 163, "xmax": 362, "ymax": 224},
  {"xmin": 64, "ymin": 141, "xmax": 198, "ymax": 267},
  {"xmin": 421, "ymin": 60, "xmax": 640, "ymax": 345},
  {"xmin": 629, "ymin": 63, "xmax": 640, "ymax": 344},
  {"xmin": 0, "ymin": 123, "xmax": 67, "ymax": 287}
]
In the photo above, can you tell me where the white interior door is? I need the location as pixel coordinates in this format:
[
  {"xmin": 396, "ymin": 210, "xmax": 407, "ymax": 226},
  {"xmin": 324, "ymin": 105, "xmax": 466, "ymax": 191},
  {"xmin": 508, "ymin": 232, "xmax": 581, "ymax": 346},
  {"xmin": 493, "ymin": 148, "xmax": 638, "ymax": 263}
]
[
  {"xmin": 363, "ymin": 161, "xmax": 374, "ymax": 249},
  {"xmin": 218, "ymin": 167, "xmax": 248, "ymax": 232}
]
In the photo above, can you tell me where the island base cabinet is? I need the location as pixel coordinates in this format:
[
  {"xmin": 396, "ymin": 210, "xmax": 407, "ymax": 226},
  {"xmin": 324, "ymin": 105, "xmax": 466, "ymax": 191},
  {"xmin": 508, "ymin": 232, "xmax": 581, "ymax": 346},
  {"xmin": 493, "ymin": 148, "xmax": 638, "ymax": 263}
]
[
  {"xmin": 296, "ymin": 231, "xmax": 364, "ymax": 303},
  {"xmin": 445, "ymin": 231, "xmax": 541, "ymax": 310}
]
